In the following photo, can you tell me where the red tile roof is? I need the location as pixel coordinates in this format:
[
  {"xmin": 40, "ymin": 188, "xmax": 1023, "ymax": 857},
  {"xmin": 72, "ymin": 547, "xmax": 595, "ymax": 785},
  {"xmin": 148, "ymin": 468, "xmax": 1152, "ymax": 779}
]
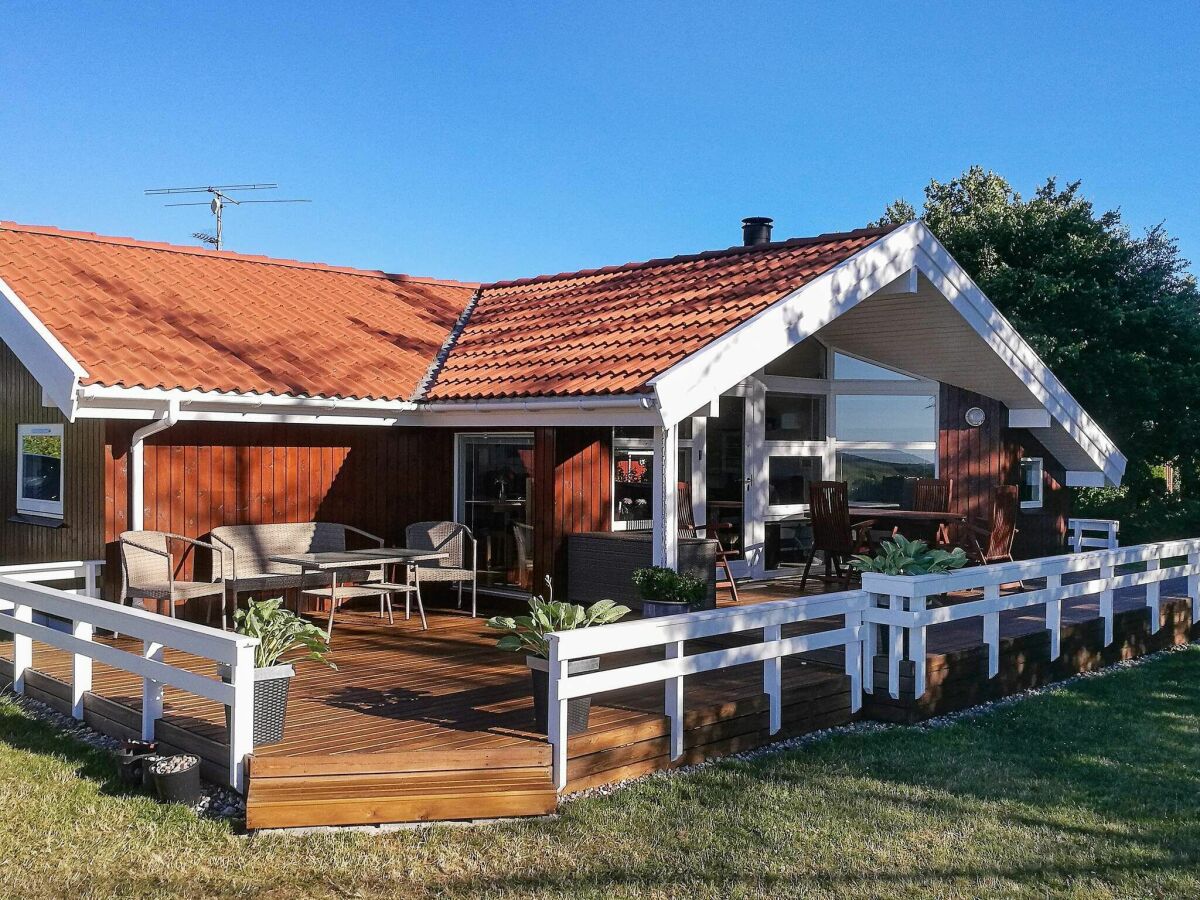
[
  {"xmin": 0, "ymin": 222, "xmax": 476, "ymax": 401},
  {"xmin": 423, "ymin": 226, "xmax": 898, "ymax": 400}
]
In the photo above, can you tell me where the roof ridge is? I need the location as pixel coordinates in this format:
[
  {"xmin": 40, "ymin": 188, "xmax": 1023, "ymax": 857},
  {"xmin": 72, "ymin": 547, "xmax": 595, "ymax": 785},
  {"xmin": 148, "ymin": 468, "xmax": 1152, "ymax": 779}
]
[
  {"xmin": 0, "ymin": 220, "xmax": 479, "ymax": 288},
  {"xmin": 479, "ymin": 224, "xmax": 900, "ymax": 291}
]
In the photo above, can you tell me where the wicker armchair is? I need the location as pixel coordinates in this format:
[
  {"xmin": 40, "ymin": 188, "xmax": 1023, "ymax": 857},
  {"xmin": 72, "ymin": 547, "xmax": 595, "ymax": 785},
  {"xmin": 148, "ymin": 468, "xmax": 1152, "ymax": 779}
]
[
  {"xmin": 119, "ymin": 530, "xmax": 227, "ymax": 628},
  {"xmin": 406, "ymin": 521, "xmax": 478, "ymax": 617}
]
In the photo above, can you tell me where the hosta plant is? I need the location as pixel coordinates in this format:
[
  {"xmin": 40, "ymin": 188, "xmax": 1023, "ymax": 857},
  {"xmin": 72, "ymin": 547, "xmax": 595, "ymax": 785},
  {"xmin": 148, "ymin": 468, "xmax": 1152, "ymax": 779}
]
[
  {"xmin": 850, "ymin": 534, "xmax": 968, "ymax": 576},
  {"xmin": 486, "ymin": 577, "xmax": 630, "ymax": 659},
  {"xmin": 233, "ymin": 598, "xmax": 336, "ymax": 670}
]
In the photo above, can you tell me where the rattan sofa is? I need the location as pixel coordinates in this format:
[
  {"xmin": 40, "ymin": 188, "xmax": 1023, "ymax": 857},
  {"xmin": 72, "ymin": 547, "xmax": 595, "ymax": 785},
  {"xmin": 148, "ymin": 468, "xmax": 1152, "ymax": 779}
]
[{"xmin": 210, "ymin": 522, "xmax": 384, "ymax": 604}]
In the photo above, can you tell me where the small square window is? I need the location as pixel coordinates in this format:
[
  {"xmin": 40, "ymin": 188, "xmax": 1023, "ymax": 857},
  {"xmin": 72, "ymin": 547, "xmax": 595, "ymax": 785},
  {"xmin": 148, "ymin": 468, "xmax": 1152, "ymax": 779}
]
[
  {"xmin": 17, "ymin": 424, "xmax": 64, "ymax": 518},
  {"xmin": 1019, "ymin": 457, "xmax": 1044, "ymax": 509}
]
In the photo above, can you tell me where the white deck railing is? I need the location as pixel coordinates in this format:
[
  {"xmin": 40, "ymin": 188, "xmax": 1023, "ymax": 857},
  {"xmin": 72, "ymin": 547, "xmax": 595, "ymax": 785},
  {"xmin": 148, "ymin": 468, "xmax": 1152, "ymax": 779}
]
[
  {"xmin": 0, "ymin": 567, "xmax": 258, "ymax": 791},
  {"xmin": 546, "ymin": 591, "xmax": 869, "ymax": 789},
  {"xmin": 861, "ymin": 539, "xmax": 1200, "ymax": 699},
  {"xmin": 1069, "ymin": 518, "xmax": 1120, "ymax": 552}
]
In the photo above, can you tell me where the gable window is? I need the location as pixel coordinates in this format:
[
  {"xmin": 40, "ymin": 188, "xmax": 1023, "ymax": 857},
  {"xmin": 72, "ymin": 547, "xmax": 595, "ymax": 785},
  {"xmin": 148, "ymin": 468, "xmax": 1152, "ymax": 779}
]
[
  {"xmin": 1019, "ymin": 457, "xmax": 1044, "ymax": 509},
  {"xmin": 17, "ymin": 424, "xmax": 64, "ymax": 518}
]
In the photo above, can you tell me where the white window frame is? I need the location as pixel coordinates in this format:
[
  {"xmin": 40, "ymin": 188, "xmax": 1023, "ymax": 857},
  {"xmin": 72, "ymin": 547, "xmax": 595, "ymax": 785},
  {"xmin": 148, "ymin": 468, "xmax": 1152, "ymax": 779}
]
[
  {"xmin": 1020, "ymin": 456, "xmax": 1044, "ymax": 509},
  {"xmin": 16, "ymin": 423, "xmax": 65, "ymax": 519},
  {"xmin": 612, "ymin": 424, "xmax": 695, "ymax": 531}
]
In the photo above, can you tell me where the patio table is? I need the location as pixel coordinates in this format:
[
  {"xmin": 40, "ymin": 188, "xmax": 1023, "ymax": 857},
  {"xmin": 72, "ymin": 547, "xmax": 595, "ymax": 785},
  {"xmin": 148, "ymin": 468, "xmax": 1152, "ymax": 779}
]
[
  {"xmin": 848, "ymin": 508, "xmax": 982, "ymax": 556},
  {"xmin": 269, "ymin": 548, "xmax": 449, "ymax": 637}
]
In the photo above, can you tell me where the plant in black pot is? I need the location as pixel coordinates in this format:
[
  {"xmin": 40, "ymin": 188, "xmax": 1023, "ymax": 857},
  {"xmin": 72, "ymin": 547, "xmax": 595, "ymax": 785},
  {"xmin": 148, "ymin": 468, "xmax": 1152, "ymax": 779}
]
[
  {"xmin": 223, "ymin": 598, "xmax": 335, "ymax": 745},
  {"xmin": 486, "ymin": 577, "xmax": 630, "ymax": 736},
  {"xmin": 632, "ymin": 566, "xmax": 707, "ymax": 618}
]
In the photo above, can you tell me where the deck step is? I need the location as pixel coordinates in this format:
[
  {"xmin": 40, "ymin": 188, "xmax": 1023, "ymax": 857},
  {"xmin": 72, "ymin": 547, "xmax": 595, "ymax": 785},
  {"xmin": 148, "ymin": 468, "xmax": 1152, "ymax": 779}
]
[{"xmin": 244, "ymin": 746, "xmax": 557, "ymax": 829}]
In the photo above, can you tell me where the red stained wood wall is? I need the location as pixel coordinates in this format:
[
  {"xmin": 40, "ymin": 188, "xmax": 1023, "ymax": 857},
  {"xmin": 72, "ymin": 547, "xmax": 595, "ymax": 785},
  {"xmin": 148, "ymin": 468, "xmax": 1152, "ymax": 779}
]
[
  {"xmin": 532, "ymin": 427, "xmax": 612, "ymax": 592},
  {"xmin": 939, "ymin": 384, "xmax": 1070, "ymax": 557}
]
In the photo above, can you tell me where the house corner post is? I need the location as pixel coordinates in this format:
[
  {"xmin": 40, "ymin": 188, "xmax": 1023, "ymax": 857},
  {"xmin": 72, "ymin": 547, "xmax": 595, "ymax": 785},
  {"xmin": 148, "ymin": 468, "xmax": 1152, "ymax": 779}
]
[{"xmin": 651, "ymin": 423, "xmax": 679, "ymax": 570}]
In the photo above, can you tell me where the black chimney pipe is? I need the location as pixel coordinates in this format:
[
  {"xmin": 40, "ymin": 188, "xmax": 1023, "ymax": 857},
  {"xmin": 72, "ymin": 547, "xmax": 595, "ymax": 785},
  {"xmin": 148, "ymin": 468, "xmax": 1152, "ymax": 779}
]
[{"xmin": 742, "ymin": 217, "xmax": 774, "ymax": 246}]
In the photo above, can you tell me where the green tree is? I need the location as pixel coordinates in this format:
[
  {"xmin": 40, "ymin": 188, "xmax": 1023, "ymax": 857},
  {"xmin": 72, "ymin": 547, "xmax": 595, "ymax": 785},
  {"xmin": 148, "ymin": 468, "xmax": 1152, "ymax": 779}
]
[{"xmin": 876, "ymin": 167, "xmax": 1200, "ymax": 539}]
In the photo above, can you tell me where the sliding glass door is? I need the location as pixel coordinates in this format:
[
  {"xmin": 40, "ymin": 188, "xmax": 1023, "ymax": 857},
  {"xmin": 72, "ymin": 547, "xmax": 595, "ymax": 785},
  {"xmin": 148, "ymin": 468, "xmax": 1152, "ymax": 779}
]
[{"xmin": 455, "ymin": 434, "xmax": 534, "ymax": 592}]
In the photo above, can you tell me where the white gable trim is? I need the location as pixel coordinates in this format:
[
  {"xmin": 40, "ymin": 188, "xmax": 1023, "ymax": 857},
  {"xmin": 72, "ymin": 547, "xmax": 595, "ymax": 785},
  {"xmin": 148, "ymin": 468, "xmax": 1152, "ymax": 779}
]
[
  {"xmin": 0, "ymin": 275, "xmax": 87, "ymax": 419},
  {"xmin": 648, "ymin": 221, "xmax": 1126, "ymax": 485}
]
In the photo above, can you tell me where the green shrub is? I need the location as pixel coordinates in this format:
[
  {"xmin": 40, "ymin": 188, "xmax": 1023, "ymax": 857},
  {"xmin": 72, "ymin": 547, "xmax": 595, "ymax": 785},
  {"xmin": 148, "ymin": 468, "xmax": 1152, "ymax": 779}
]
[
  {"xmin": 631, "ymin": 566, "xmax": 707, "ymax": 608},
  {"xmin": 850, "ymin": 534, "xmax": 968, "ymax": 576}
]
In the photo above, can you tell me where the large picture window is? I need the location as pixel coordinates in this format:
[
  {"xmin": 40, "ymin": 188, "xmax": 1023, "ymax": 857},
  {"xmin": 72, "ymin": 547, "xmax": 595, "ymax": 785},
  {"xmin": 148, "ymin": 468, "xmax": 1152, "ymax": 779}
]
[
  {"xmin": 17, "ymin": 424, "xmax": 64, "ymax": 518},
  {"xmin": 455, "ymin": 433, "xmax": 533, "ymax": 592}
]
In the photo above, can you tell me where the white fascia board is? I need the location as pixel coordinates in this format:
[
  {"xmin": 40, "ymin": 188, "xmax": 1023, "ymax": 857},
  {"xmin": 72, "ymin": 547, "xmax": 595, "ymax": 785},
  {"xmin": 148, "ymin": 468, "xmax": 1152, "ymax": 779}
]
[
  {"xmin": 1065, "ymin": 470, "xmax": 1107, "ymax": 488},
  {"xmin": 649, "ymin": 221, "xmax": 923, "ymax": 425},
  {"xmin": 0, "ymin": 274, "xmax": 87, "ymax": 419},
  {"xmin": 911, "ymin": 224, "xmax": 1126, "ymax": 485},
  {"xmin": 1008, "ymin": 409, "xmax": 1052, "ymax": 429}
]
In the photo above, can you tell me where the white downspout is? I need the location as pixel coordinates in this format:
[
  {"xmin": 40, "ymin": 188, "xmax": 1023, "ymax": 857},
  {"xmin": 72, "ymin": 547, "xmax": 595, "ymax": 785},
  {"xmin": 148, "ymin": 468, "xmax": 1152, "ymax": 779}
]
[{"xmin": 129, "ymin": 400, "xmax": 179, "ymax": 531}]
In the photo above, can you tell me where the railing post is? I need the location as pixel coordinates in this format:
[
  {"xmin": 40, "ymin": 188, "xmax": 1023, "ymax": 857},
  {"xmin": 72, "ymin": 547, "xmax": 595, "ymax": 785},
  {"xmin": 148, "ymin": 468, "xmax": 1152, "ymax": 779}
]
[
  {"xmin": 666, "ymin": 639, "xmax": 686, "ymax": 756},
  {"xmin": 1189, "ymin": 549, "xmax": 1200, "ymax": 626},
  {"xmin": 228, "ymin": 642, "xmax": 255, "ymax": 793},
  {"xmin": 84, "ymin": 563, "xmax": 99, "ymax": 599},
  {"xmin": 141, "ymin": 641, "xmax": 164, "ymax": 741},
  {"xmin": 1045, "ymin": 573, "xmax": 1062, "ymax": 661},
  {"xmin": 71, "ymin": 620, "xmax": 93, "ymax": 720},
  {"xmin": 908, "ymin": 591, "xmax": 927, "ymax": 700},
  {"xmin": 1100, "ymin": 557, "xmax": 1115, "ymax": 645},
  {"xmin": 1071, "ymin": 522, "xmax": 1082, "ymax": 553},
  {"xmin": 763, "ymin": 626, "xmax": 781, "ymax": 734},
  {"xmin": 12, "ymin": 604, "xmax": 32, "ymax": 694},
  {"xmin": 983, "ymin": 584, "xmax": 1000, "ymax": 678},
  {"xmin": 887, "ymin": 594, "xmax": 903, "ymax": 699},
  {"xmin": 843, "ymin": 608, "xmax": 862, "ymax": 714},
  {"xmin": 1146, "ymin": 550, "xmax": 1161, "ymax": 633},
  {"xmin": 862, "ymin": 593, "xmax": 879, "ymax": 695},
  {"xmin": 547, "ymin": 635, "xmax": 568, "ymax": 791}
]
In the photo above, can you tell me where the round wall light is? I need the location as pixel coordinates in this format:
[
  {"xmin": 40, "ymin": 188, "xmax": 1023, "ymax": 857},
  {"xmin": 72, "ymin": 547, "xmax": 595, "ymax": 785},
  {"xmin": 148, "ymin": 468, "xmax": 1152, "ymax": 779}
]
[{"xmin": 965, "ymin": 407, "xmax": 986, "ymax": 427}]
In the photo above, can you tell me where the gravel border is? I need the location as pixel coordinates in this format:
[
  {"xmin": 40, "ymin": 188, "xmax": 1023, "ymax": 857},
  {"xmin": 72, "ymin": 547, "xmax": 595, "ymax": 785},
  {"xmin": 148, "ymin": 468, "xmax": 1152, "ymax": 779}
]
[
  {"xmin": 564, "ymin": 639, "xmax": 1200, "ymax": 803},
  {"xmin": 0, "ymin": 687, "xmax": 245, "ymax": 820}
]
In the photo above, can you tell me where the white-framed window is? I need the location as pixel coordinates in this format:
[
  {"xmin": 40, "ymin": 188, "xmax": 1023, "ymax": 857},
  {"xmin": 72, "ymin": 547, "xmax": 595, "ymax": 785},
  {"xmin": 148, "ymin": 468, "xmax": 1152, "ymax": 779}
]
[
  {"xmin": 16, "ymin": 423, "xmax": 64, "ymax": 518},
  {"xmin": 1019, "ymin": 457, "xmax": 1044, "ymax": 509},
  {"xmin": 613, "ymin": 423, "xmax": 693, "ymax": 531}
]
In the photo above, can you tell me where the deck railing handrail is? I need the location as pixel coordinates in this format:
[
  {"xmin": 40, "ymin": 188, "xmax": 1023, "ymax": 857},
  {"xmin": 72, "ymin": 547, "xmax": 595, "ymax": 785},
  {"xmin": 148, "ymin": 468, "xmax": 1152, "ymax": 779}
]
[
  {"xmin": 545, "ymin": 590, "xmax": 870, "ymax": 789},
  {"xmin": 1069, "ymin": 517, "xmax": 1120, "ymax": 553},
  {"xmin": 0, "ymin": 566, "xmax": 258, "ymax": 791}
]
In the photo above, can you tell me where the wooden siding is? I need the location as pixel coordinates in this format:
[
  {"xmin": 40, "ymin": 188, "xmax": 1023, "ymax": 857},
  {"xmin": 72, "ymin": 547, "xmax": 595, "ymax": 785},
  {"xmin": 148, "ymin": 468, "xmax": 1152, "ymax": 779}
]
[
  {"xmin": 532, "ymin": 427, "xmax": 612, "ymax": 591},
  {"xmin": 939, "ymin": 384, "xmax": 1070, "ymax": 558},
  {"xmin": 0, "ymin": 340, "xmax": 105, "ymax": 565},
  {"xmin": 103, "ymin": 421, "xmax": 454, "ymax": 598}
]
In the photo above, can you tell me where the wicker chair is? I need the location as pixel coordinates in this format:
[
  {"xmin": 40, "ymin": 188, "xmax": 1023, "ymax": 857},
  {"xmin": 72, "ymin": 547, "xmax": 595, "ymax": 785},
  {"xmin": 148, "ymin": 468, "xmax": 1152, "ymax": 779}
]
[
  {"xmin": 119, "ymin": 531, "xmax": 227, "ymax": 628},
  {"xmin": 406, "ymin": 521, "xmax": 478, "ymax": 617},
  {"xmin": 800, "ymin": 482, "xmax": 875, "ymax": 592}
]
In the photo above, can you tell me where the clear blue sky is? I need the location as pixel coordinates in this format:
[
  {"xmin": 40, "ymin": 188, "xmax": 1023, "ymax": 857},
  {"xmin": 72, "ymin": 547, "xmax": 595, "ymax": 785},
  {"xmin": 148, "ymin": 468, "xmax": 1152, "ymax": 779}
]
[{"xmin": 2, "ymin": 2, "xmax": 1197, "ymax": 282}]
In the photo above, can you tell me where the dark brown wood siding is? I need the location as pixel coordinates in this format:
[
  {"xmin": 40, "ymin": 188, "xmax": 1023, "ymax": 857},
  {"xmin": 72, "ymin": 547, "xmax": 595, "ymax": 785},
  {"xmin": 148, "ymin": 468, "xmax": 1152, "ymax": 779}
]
[
  {"xmin": 532, "ymin": 427, "xmax": 612, "ymax": 592},
  {"xmin": 0, "ymin": 340, "xmax": 105, "ymax": 565},
  {"xmin": 939, "ymin": 383, "xmax": 1071, "ymax": 558},
  {"xmin": 103, "ymin": 422, "xmax": 455, "ymax": 597}
]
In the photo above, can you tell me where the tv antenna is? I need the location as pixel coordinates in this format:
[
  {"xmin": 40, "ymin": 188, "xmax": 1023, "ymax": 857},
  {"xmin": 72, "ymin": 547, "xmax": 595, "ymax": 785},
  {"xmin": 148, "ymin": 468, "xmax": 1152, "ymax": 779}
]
[{"xmin": 145, "ymin": 183, "xmax": 310, "ymax": 250}]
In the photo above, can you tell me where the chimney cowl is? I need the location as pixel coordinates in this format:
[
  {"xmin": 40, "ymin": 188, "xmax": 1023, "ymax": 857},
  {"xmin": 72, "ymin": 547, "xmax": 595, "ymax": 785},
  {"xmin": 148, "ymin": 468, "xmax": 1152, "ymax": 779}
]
[{"xmin": 741, "ymin": 216, "xmax": 774, "ymax": 246}]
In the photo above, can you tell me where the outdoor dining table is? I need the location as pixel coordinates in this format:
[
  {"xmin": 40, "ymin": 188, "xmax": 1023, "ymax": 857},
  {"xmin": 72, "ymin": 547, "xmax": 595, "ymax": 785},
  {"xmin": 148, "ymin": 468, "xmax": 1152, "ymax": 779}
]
[
  {"xmin": 848, "ymin": 507, "xmax": 981, "ymax": 555},
  {"xmin": 268, "ymin": 548, "xmax": 449, "ymax": 634}
]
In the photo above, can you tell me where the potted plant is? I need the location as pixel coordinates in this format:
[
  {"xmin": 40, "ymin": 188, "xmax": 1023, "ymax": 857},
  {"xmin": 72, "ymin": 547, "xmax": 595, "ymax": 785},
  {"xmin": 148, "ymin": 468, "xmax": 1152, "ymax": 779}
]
[
  {"xmin": 849, "ymin": 534, "xmax": 968, "ymax": 576},
  {"xmin": 222, "ymin": 598, "xmax": 336, "ymax": 745},
  {"xmin": 149, "ymin": 753, "xmax": 203, "ymax": 805},
  {"xmin": 486, "ymin": 577, "xmax": 630, "ymax": 735},
  {"xmin": 632, "ymin": 566, "xmax": 707, "ymax": 618}
]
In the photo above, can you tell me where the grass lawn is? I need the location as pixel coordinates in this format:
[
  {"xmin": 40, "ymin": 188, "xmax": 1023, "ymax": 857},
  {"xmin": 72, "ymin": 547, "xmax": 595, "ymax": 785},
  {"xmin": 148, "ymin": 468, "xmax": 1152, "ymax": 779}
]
[{"xmin": 3, "ymin": 648, "xmax": 1200, "ymax": 900}]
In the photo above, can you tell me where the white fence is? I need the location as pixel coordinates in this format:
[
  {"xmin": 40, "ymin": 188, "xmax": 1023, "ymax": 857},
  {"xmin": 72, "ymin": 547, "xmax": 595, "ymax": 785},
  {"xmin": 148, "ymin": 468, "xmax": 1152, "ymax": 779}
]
[
  {"xmin": 545, "ymin": 537, "xmax": 1198, "ymax": 790},
  {"xmin": 546, "ymin": 591, "xmax": 869, "ymax": 789},
  {"xmin": 1069, "ymin": 518, "xmax": 1120, "ymax": 552},
  {"xmin": 0, "ymin": 565, "xmax": 258, "ymax": 791}
]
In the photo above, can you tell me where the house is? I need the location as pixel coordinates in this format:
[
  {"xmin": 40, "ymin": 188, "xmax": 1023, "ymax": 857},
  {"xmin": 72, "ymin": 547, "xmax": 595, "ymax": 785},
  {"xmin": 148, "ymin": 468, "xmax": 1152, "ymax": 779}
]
[
  {"xmin": 0, "ymin": 216, "xmax": 1123, "ymax": 603},
  {"xmin": 0, "ymin": 215, "xmax": 1139, "ymax": 826}
]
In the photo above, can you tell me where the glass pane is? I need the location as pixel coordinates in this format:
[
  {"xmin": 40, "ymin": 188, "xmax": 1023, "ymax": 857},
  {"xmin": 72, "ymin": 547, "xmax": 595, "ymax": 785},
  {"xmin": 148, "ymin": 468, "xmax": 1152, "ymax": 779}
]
[
  {"xmin": 1019, "ymin": 458, "xmax": 1042, "ymax": 503},
  {"xmin": 706, "ymin": 396, "xmax": 745, "ymax": 554},
  {"xmin": 764, "ymin": 336, "xmax": 825, "ymax": 377},
  {"xmin": 765, "ymin": 394, "xmax": 825, "ymax": 442},
  {"xmin": 837, "ymin": 449, "xmax": 935, "ymax": 505},
  {"xmin": 614, "ymin": 426, "xmax": 653, "ymax": 443},
  {"xmin": 678, "ymin": 418, "xmax": 694, "ymax": 441},
  {"xmin": 456, "ymin": 435, "xmax": 534, "ymax": 591},
  {"xmin": 21, "ymin": 433, "xmax": 62, "ymax": 502},
  {"xmin": 835, "ymin": 394, "xmax": 936, "ymax": 443},
  {"xmin": 614, "ymin": 446, "xmax": 654, "ymax": 529},
  {"xmin": 768, "ymin": 456, "xmax": 822, "ymax": 507},
  {"xmin": 833, "ymin": 352, "xmax": 913, "ymax": 380}
]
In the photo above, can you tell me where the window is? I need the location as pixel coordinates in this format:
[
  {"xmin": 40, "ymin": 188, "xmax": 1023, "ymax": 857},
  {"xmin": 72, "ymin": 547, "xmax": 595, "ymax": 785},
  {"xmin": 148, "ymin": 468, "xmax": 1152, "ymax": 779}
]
[
  {"xmin": 455, "ymin": 433, "xmax": 533, "ymax": 591},
  {"xmin": 17, "ymin": 424, "xmax": 64, "ymax": 518},
  {"xmin": 832, "ymin": 352, "xmax": 914, "ymax": 380},
  {"xmin": 834, "ymin": 394, "xmax": 937, "ymax": 443},
  {"xmin": 1019, "ymin": 457, "xmax": 1044, "ymax": 509},
  {"xmin": 768, "ymin": 456, "xmax": 822, "ymax": 506},
  {"xmin": 765, "ymin": 393, "xmax": 825, "ymax": 442},
  {"xmin": 613, "ymin": 425, "xmax": 692, "ymax": 530},
  {"xmin": 837, "ymin": 448, "xmax": 936, "ymax": 505}
]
